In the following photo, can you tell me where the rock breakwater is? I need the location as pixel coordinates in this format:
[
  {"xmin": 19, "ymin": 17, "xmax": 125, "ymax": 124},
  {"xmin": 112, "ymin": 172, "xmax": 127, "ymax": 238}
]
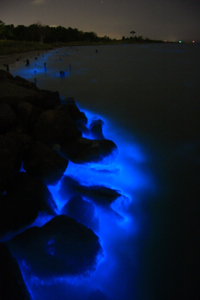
[{"xmin": 0, "ymin": 68, "xmax": 118, "ymax": 299}]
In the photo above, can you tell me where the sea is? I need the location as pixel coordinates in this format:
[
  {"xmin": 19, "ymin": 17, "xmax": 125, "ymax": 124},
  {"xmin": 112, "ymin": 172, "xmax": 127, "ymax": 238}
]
[{"xmin": 8, "ymin": 43, "xmax": 200, "ymax": 300}]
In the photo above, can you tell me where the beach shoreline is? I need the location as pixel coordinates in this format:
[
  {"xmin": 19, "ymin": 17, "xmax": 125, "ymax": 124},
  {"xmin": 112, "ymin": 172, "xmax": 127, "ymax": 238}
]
[{"xmin": 0, "ymin": 50, "xmax": 54, "ymax": 69}]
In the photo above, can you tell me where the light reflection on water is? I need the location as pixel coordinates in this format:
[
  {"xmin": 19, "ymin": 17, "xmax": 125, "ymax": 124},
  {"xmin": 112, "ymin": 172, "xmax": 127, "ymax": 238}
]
[
  {"xmin": 8, "ymin": 43, "xmax": 200, "ymax": 299},
  {"xmin": 9, "ymin": 47, "xmax": 155, "ymax": 298}
]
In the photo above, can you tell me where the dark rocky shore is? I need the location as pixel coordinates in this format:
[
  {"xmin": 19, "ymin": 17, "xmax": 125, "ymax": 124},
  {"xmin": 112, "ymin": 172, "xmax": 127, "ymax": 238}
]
[{"xmin": 0, "ymin": 69, "xmax": 118, "ymax": 299}]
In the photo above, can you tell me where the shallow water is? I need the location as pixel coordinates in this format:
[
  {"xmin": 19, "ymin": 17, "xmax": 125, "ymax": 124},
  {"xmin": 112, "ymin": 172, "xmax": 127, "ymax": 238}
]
[{"xmin": 9, "ymin": 43, "xmax": 200, "ymax": 300}]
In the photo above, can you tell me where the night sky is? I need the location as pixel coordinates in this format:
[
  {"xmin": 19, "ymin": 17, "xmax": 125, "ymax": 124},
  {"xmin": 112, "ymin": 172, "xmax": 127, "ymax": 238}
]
[{"xmin": 1, "ymin": 0, "xmax": 200, "ymax": 41}]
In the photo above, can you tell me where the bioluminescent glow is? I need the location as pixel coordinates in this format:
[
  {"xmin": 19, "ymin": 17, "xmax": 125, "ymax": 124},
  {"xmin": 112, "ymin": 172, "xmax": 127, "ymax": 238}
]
[
  {"xmin": 9, "ymin": 106, "xmax": 155, "ymax": 300},
  {"xmin": 7, "ymin": 47, "xmax": 156, "ymax": 300}
]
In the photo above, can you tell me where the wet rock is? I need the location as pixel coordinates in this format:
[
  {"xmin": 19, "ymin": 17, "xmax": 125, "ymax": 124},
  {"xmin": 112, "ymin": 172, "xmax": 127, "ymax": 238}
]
[
  {"xmin": 6, "ymin": 172, "xmax": 57, "ymax": 215},
  {"xmin": 61, "ymin": 195, "xmax": 98, "ymax": 230},
  {"xmin": 0, "ymin": 243, "xmax": 32, "ymax": 300},
  {"xmin": 59, "ymin": 175, "xmax": 121, "ymax": 207},
  {"xmin": 77, "ymin": 122, "xmax": 90, "ymax": 136},
  {"xmin": 8, "ymin": 215, "xmax": 103, "ymax": 278},
  {"xmin": 61, "ymin": 137, "xmax": 118, "ymax": 164},
  {"xmin": 0, "ymin": 135, "xmax": 24, "ymax": 193},
  {"xmin": 61, "ymin": 98, "xmax": 88, "ymax": 124},
  {"xmin": 33, "ymin": 109, "xmax": 81, "ymax": 148},
  {"xmin": 23, "ymin": 141, "xmax": 68, "ymax": 184},
  {"xmin": 0, "ymin": 103, "xmax": 18, "ymax": 134},
  {"xmin": 89, "ymin": 119, "xmax": 105, "ymax": 139}
]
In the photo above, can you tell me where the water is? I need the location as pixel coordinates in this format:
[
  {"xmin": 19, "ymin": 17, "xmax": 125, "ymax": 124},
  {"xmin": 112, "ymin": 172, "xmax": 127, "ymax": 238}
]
[{"xmin": 8, "ymin": 43, "xmax": 200, "ymax": 300}]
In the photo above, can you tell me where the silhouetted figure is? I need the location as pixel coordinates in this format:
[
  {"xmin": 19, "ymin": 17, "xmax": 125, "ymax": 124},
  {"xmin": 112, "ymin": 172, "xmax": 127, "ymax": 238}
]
[
  {"xmin": 60, "ymin": 71, "xmax": 65, "ymax": 76},
  {"xmin": 34, "ymin": 78, "xmax": 37, "ymax": 83},
  {"xmin": 26, "ymin": 59, "xmax": 30, "ymax": 66},
  {"xmin": 38, "ymin": 53, "xmax": 40, "ymax": 56},
  {"xmin": 95, "ymin": 50, "xmax": 98, "ymax": 53},
  {"xmin": 35, "ymin": 57, "xmax": 37, "ymax": 60},
  {"xmin": 44, "ymin": 62, "xmax": 47, "ymax": 71}
]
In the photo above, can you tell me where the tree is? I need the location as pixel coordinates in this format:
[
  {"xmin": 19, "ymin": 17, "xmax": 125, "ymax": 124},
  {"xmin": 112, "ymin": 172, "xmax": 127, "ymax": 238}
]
[
  {"xmin": 130, "ymin": 31, "xmax": 136, "ymax": 36},
  {"xmin": 0, "ymin": 20, "xmax": 6, "ymax": 39}
]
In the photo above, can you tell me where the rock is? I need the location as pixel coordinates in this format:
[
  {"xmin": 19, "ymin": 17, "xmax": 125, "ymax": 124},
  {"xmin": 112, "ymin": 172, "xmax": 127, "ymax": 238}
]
[
  {"xmin": 16, "ymin": 101, "xmax": 43, "ymax": 134},
  {"xmin": 89, "ymin": 119, "xmax": 105, "ymax": 140},
  {"xmin": 6, "ymin": 172, "xmax": 57, "ymax": 215},
  {"xmin": 15, "ymin": 75, "xmax": 38, "ymax": 91},
  {"xmin": 0, "ymin": 103, "xmax": 18, "ymax": 134},
  {"xmin": 61, "ymin": 195, "xmax": 98, "ymax": 230},
  {"xmin": 23, "ymin": 141, "xmax": 68, "ymax": 184},
  {"xmin": 0, "ymin": 243, "xmax": 32, "ymax": 300},
  {"xmin": 61, "ymin": 98, "xmax": 88, "ymax": 124},
  {"xmin": 61, "ymin": 137, "xmax": 118, "ymax": 164},
  {"xmin": 0, "ymin": 81, "xmax": 41, "ymax": 108},
  {"xmin": 77, "ymin": 122, "xmax": 90, "ymax": 136},
  {"xmin": 5, "ymin": 132, "xmax": 32, "ymax": 153},
  {"xmin": 33, "ymin": 109, "xmax": 81, "ymax": 148},
  {"xmin": 38, "ymin": 89, "xmax": 61, "ymax": 109},
  {"xmin": 8, "ymin": 215, "xmax": 103, "ymax": 278},
  {"xmin": 59, "ymin": 175, "xmax": 121, "ymax": 207},
  {"xmin": 0, "ymin": 193, "xmax": 39, "ymax": 241},
  {"xmin": 0, "ymin": 135, "xmax": 24, "ymax": 193},
  {"xmin": 0, "ymin": 69, "xmax": 14, "ymax": 81}
]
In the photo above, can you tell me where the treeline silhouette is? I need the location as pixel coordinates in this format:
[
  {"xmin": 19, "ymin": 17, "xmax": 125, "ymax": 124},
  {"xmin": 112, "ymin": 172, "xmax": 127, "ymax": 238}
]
[
  {"xmin": 0, "ymin": 21, "xmax": 163, "ymax": 44},
  {"xmin": 0, "ymin": 21, "xmax": 112, "ymax": 43}
]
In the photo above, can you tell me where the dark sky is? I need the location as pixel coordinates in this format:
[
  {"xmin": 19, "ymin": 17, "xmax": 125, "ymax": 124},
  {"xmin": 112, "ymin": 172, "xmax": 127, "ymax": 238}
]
[{"xmin": 1, "ymin": 0, "xmax": 200, "ymax": 41}]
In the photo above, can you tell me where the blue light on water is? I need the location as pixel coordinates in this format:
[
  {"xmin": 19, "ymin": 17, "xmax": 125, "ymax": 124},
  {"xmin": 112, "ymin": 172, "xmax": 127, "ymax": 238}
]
[
  {"xmin": 13, "ymin": 107, "xmax": 155, "ymax": 300},
  {"xmin": 8, "ymin": 54, "xmax": 155, "ymax": 299},
  {"xmin": 16, "ymin": 109, "xmax": 153, "ymax": 299}
]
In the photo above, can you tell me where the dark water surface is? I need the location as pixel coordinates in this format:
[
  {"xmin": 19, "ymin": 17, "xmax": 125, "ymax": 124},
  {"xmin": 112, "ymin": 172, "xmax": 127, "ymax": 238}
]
[{"xmin": 9, "ymin": 44, "xmax": 200, "ymax": 300}]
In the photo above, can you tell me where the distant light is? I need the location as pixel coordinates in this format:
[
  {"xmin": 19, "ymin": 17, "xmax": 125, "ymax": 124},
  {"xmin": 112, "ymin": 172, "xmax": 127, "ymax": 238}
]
[
  {"xmin": 164, "ymin": 40, "xmax": 166, "ymax": 42},
  {"xmin": 192, "ymin": 40, "xmax": 195, "ymax": 43},
  {"xmin": 179, "ymin": 41, "xmax": 182, "ymax": 43}
]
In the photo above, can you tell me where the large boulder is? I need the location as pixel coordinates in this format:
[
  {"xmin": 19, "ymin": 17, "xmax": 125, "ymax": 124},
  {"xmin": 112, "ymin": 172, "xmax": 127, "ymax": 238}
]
[
  {"xmin": 0, "ymin": 243, "xmax": 32, "ymax": 300},
  {"xmin": 0, "ymin": 193, "xmax": 39, "ymax": 241},
  {"xmin": 61, "ymin": 195, "xmax": 98, "ymax": 230},
  {"xmin": 23, "ymin": 141, "xmax": 68, "ymax": 184},
  {"xmin": 0, "ymin": 81, "xmax": 41, "ymax": 108},
  {"xmin": 61, "ymin": 98, "xmax": 88, "ymax": 124},
  {"xmin": 33, "ymin": 109, "xmax": 81, "ymax": 148},
  {"xmin": 1, "ymin": 172, "xmax": 56, "ymax": 240},
  {"xmin": 0, "ymin": 135, "xmax": 25, "ymax": 193},
  {"xmin": 6, "ymin": 172, "xmax": 56, "ymax": 215},
  {"xmin": 8, "ymin": 215, "xmax": 103, "ymax": 278},
  {"xmin": 89, "ymin": 119, "xmax": 105, "ymax": 140},
  {"xmin": 59, "ymin": 175, "xmax": 122, "ymax": 207},
  {"xmin": 38, "ymin": 89, "xmax": 61, "ymax": 109},
  {"xmin": 16, "ymin": 101, "xmax": 43, "ymax": 134},
  {"xmin": 0, "ymin": 69, "xmax": 14, "ymax": 82},
  {"xmin": 61, "ymin": 137, "xmax": 118, "ymax": 164},
  {"xmin": 0, "ymin": 103, "xmax": 18, "ymax": 134},
  {"xmin": 15, "ymin": 75, "xmax": 38, "ymax": 91}
]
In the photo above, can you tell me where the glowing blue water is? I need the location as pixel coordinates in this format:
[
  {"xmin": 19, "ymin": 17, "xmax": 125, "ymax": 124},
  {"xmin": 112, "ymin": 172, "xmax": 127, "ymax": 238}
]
[{"xmin": 8, "ymin": 44, "xmax": 200, "ymax": 300}]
